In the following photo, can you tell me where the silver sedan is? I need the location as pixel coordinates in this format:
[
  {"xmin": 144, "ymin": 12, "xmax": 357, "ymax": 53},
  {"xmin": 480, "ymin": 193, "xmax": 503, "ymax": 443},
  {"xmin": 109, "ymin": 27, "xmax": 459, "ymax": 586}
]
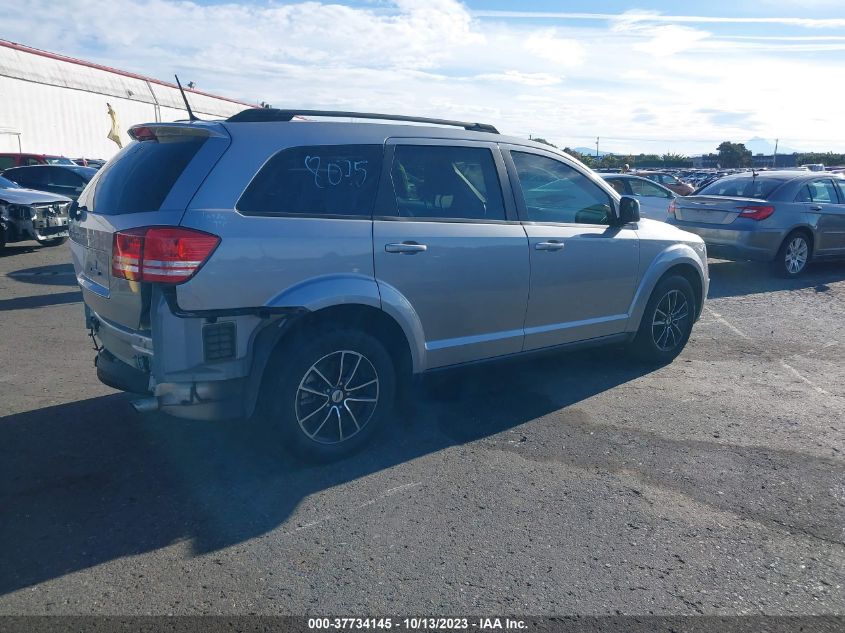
[{"xmin": 667, "ymin": 170, "xmax": 845, "ymax": 276}]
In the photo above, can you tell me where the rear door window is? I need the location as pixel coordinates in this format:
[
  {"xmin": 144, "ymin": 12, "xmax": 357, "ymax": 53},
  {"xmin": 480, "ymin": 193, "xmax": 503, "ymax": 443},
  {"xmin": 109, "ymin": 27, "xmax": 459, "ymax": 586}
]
[
  {"xmin": 835, "ymin": 180, "xmax": 845, "ymax": 203},
  {"xmin": 238, "ymin": 144, "xmax": 383, "ymax": 217},
  {"xmin": 807, "ymin": 179, "xmax": 838, "ymax": 203},
  {"xmin": 387, "ymin": 145, "xmax": 505, "ymax": 221},
  {"xmin": 90, "ymin": 135, "xmax": 208, "ymax": 214},
  {"xmin": 629, "ymin": 178, "xmax": 671, "ymax": 198},
  {"xmin": 604, "ymin": 178, "xmax": 628, "ymax": 195}
]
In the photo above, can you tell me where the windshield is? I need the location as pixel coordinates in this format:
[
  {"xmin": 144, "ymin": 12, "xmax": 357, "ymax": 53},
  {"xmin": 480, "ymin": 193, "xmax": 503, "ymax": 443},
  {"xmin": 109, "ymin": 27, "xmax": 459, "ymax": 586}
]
[
  {"xmin": 0, "ymin": 175, "xmax": 22, "ymax": 189},
  {"xmin": 45, "ymin": 156, "xmax": 76, "ymax": 166},
  {"xmin": 697, "ymin": 176, "xmax": 787, "ymax": 199}
]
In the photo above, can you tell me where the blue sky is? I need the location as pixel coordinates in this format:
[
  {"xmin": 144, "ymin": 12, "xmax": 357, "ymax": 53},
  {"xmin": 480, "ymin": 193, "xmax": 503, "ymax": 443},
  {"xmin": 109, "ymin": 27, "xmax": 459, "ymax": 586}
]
[{"xmin": 4, "ymin": 0, "xmax": 845, "ymax": 154}]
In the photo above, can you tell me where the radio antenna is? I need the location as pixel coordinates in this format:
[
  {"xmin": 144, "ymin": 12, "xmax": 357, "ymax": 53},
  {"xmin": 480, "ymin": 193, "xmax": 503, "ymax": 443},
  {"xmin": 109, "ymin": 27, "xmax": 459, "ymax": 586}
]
[{"xmin": 174, "ymin": 74, "xmax": 199, "ymax": 121}]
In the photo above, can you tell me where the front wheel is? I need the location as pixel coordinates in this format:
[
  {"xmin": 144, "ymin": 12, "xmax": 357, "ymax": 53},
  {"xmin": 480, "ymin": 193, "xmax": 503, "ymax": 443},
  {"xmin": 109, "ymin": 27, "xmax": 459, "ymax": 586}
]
[
  {"xmin": 36, "ymin": 236, "xmax": 68, "ymax": 248},
  {"xmin": 773, "ymin": 231, "xmax": 810, "ymax": 277},
  {"xmin": 262, "ymin": 328, "xmax": 396, "ymax": 461},
  {"xmin": 628, "ymin": 275, "xmax": 696, "ymax": 364}
]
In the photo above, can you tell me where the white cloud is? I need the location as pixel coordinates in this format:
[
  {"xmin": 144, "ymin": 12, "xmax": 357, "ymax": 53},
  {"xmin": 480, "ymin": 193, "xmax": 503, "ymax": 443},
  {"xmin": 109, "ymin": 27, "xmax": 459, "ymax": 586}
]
[
  {"xmin": 1, "ymin": 1, "xmax": 844, "ymax": 153},
  {"xmin": 524, "ymin": 30, "xmax": 586, "ymax": 66},
  {"xmin": 475, "ymin": 70, "xmax": 562, "ymax": 86}
]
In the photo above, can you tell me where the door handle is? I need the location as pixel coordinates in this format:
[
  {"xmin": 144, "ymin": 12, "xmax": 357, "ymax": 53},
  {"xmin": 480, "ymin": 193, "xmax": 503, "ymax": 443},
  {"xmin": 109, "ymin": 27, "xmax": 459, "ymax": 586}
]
[
  {"xmin": 385, "ymin": 242, "xmax": 427, "ymax": 254},
  {"xmin": 535, "ymin": 241, "xmax": 565, "ymax": 251},
  {"xmin": 809, "ymin": 205, "xmax": 823, "ymax": 211}
]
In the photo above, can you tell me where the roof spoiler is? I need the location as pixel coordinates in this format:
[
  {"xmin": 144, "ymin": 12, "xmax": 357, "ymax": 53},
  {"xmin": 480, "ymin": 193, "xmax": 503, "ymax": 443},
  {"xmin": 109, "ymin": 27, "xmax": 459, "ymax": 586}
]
[{"xmin": 226, "ymin": 108, "xmax": 499, "ymax": 134}]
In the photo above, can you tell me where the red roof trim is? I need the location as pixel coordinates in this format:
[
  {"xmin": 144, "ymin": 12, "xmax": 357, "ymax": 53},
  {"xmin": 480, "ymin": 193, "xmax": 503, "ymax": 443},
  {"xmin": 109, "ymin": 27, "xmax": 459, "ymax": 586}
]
[{"xmin": 0, "ymin": 39, "xmax": 257, "ymax": 110}]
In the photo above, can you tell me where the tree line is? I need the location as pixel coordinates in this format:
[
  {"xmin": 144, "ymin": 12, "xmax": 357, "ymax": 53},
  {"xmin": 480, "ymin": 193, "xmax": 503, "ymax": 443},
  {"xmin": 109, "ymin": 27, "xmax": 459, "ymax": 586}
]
[{"xmin": 530, "ymin": 138, "xmax": 845, "ymax": 170}]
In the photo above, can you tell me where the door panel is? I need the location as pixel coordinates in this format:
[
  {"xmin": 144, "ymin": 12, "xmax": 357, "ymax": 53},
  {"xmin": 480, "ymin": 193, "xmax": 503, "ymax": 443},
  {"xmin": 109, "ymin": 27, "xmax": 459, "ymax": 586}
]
[
  {"xmin": 503, "ymin": 146, "xmax": 639, "ymax": 349},
  {"xmin": 522, "ymin": 225, "xmax": 638, "ymax": 349},
  {"xmin": 807, "ymin": 179, "xmax": 845, "ymax": 253},
  {"xmin": 374, "ymin": 221, "xmax": 529, "ymax": 368},
  {"xmin": 373, "ymin": 140, "xmax": 529, "ymax": 369}
]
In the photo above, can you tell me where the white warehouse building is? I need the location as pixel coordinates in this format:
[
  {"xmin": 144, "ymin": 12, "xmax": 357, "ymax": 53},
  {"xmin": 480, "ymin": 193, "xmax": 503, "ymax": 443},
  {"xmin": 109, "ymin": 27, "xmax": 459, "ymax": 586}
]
[{"xmin": 0, "ymin": 40, "xmax": 254, "ymax": 160}]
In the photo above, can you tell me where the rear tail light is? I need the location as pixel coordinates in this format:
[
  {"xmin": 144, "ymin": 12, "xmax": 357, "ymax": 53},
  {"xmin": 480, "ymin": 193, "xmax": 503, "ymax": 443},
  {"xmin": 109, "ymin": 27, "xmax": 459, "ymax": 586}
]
[
  {"xmin": 736, "ymin": 205, "xmax": 775, "ymax": 221},
  {"xmin": 668, "ymin": 199, "xmax": 677, "ymax": 216},
  {"xmin": 112, "ymin": 227, "xmax": 220, "ymax": 284}
]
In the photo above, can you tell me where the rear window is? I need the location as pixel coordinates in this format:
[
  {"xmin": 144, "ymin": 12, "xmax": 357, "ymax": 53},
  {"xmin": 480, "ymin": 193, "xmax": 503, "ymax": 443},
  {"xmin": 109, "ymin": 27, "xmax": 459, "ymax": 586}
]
[
  {"xmin": 238, "ymin": 145, "xmax": 383, "ymax": 217},
  {"xmin": 88, "ymin": 136, "xmax": 207, "ymax": 214},
  {"xmin": 697, "ymin": 176, "xmax": 786, "ymax": 199}
]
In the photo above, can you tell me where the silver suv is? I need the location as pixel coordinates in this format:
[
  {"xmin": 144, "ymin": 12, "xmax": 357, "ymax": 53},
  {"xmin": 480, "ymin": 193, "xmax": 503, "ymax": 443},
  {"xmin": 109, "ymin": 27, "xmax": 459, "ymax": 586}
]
[{"xmin": 69, "ymin": 109, "xmax": 709, "ymax": 459}]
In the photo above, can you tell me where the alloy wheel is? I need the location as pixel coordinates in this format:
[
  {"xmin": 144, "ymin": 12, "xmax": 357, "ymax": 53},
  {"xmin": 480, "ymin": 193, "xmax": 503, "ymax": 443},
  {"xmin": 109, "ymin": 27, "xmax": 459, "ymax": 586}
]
[
  {"xmin": 784, "ymin": 236, "xmax": 808, "ymax": 274},
  {"xmin": 651, "ymin": 289, "xmax": 690, "ymax": 352},
  {"xmin": 295, "ymin": 350, "xmax": 379, "ymax": 445}
]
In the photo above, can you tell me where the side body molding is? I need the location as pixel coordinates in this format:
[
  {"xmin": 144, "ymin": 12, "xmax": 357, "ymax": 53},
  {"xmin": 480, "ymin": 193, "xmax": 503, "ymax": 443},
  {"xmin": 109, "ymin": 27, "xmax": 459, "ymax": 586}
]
[{"xmin": 626, "ymin": 243, "xmax": 708, "ymax": 332}]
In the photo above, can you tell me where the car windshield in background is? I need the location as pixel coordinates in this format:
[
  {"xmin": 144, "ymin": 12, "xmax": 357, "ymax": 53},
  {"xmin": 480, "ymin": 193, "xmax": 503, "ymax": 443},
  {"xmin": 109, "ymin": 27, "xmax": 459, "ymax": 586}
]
[
  {"xmin": 697, "ymin": 176, "xmax": 787, "ymax": 199},
  {"xmin": 0, "ymin": 176, "xmax": 22, "ymax": 189},
  {"xmin": 45, "ymin": 156, "xmax": 76, "ymax": 166}
]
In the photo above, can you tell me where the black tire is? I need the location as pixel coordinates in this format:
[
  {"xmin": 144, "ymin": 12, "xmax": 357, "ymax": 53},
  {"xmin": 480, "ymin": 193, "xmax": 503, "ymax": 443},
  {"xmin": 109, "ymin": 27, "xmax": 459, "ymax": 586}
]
[
  {"xmin": 628, "ymin": 275, "xmax": 696, "ymax": 364},
  {"xmin": 37, "ymin": 236, "xmax": 68, "ymax": 248},
  {"xmin": 772, "ymin": 230, "xmax": 811, "ymax": 278},
  {"xmin": 0, "ymin": 227, "xmax": 6, "ymax": 256},
  {"xmin": 261, "ymin": 328, "xmax": 396, "ymax": 461}
]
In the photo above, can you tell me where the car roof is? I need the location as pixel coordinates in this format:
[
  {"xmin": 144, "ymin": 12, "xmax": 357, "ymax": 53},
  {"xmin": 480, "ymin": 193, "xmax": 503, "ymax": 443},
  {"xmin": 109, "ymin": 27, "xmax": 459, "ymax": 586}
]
[
  {"xmin": 719, "ymin": 170, "xmax": 838, "ymax": 180},
  {"xmin": 4, "ymin": 164, "xmax": 96, "ymax": 173}
]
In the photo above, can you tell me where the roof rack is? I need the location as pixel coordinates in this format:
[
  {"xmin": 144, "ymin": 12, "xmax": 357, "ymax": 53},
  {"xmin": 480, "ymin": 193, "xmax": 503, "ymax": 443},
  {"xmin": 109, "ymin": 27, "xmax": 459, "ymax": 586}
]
[{"xmin": 226, "ymin": 108, "xmax": 499, "ymax": 134}]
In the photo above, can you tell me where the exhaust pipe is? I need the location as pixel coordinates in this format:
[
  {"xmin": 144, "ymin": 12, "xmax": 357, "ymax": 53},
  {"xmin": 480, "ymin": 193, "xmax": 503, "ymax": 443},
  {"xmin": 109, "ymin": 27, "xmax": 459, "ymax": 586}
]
[{"xmin": 131, "ymin": 397, "xmax": 160, "ymax": 413}]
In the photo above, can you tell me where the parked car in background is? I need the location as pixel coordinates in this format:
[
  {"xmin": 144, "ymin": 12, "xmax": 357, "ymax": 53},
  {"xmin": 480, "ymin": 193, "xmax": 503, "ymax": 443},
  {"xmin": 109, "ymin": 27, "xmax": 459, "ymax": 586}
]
[
  {"xmin": 600, "ymin": 174, "xmax": 676, "ymax": 221},
  {"xmin": 0, "ymin": 153, "xmax": 76, "ymax": 169},
  {"xmin": 73, "ymin": 158, "xmax": 107, "ymax": 169},
  {"xmin": 69, "ymin": 110, "xmax": 708, "ymax": 460},
  {"xmin": 2, "ymin": 165, "xmax": 97, "ymax": 201},
  {"xmin": 667, "ymin": 170, "xmax": 845, "ymax": 276},
  {"xmin": 0, "ymin": 175, "xmax": 71, "ymax": 253},
  {"xmin": 637, "ymin": 171, "xmax": 695, "ymax": 196}
]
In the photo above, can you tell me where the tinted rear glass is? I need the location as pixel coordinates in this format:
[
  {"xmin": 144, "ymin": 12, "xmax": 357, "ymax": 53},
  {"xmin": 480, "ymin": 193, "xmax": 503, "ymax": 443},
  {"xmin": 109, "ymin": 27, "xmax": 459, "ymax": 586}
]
[
  {"xmin": 238, "ymin": 145, "xmax": 383, "ymax": 216},
  {"xmin": 90, "ymin": 137, "xmax": 207, "ymax": 214},
  {"xmin": 697, "ymin": 176, "xmax": 786, "ymax": 199},
  {"xmin": 389, "ymin": 145, "xmax": 505, "ymax": 221}
]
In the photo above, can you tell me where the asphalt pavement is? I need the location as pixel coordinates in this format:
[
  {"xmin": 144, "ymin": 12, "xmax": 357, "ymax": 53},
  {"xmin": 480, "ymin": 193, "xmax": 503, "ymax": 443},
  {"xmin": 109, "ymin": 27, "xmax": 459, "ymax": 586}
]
[{"xmin": 0, "ymin": 240, "xmax": 843, "ymax": 615}]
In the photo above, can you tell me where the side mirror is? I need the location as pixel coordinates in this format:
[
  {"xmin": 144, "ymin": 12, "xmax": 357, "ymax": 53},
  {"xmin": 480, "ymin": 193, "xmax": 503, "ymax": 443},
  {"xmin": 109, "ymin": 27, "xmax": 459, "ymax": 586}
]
[
  {"xmin": 68, "ymin": 200, "xmax": 84, "ymax": 220},
  {"xmin": 618, "ymin": 196, "xmax": 640, "ymax": 224}
]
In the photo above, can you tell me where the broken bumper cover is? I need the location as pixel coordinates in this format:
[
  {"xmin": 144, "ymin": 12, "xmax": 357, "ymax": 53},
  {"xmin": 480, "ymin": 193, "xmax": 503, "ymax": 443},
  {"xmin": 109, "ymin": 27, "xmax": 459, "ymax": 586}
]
[
  {"xmin": 150, "ymin": 378, "xmax": 247, "ymax": 421},
  {"xmin": 96, "ymin": 349, "xmax": 247, "ymax": 420}
]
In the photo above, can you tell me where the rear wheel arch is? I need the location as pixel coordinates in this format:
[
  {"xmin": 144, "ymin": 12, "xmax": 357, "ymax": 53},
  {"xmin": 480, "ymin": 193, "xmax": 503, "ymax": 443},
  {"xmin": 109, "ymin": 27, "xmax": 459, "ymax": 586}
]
[
  {"xmin": 252, "ymin": 304, "xmax": 413, "ymax": 415},
  {"xmin": 781, "ymin": 226, "xmax": 814, "ymax": 255}
]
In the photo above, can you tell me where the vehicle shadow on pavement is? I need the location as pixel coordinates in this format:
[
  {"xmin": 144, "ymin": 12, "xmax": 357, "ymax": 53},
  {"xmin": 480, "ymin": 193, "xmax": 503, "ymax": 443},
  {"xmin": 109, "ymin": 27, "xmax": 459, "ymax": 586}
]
[
  {"xmin": 1, "ymin": 348, "xmax": 842, "ymax": 596},
  {"xmin": 707, "ymin": 259, "xmax": 845, "ymax": 299},
  {"xmin": 5, "ymin": 263, "xmax": 78, "ymax": 287},
  {"xmin": 0, "ymin": 291, "xmax": 81, "ymax": 311}
]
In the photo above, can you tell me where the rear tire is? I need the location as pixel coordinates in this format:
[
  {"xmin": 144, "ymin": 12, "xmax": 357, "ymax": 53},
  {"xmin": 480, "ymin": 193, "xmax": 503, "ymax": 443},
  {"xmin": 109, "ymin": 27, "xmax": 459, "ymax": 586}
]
[
  {"xmin": 772, "ymin": 230, "xmax": 811, "ymax": 277},
  {"xmin": 37, "ymin": 236, "xmax": 68, "ymax": 248},
  {"xmin": 628, "ymin": 275, "xmax": 696, "ymax": 364},
  {"xmin": 261, "ymin": 328, "xmax": 396, "ymax": 461}
]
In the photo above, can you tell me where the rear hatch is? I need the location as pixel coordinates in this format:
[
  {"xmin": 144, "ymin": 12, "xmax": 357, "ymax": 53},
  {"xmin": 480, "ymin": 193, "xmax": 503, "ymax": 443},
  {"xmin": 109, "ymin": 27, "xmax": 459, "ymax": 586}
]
[
  {"xmin": 69, "ymin": 123, "xmax": 230, "ymax": 330},
  {"xmin": 672, "ymin": 195, "xmax": 767, "ymax": 225}
]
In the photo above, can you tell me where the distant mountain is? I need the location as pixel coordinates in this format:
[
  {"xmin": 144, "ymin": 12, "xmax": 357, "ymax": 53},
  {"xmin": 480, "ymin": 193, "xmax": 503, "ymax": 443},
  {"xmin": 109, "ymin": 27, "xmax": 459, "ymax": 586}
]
[
  {"xmin": 744, "ymin": 137, "xmax": 800, "ymax": 155},
  {"xmin": 573, "ymin": 147, "xmax": 610, "ymax": 157}
]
